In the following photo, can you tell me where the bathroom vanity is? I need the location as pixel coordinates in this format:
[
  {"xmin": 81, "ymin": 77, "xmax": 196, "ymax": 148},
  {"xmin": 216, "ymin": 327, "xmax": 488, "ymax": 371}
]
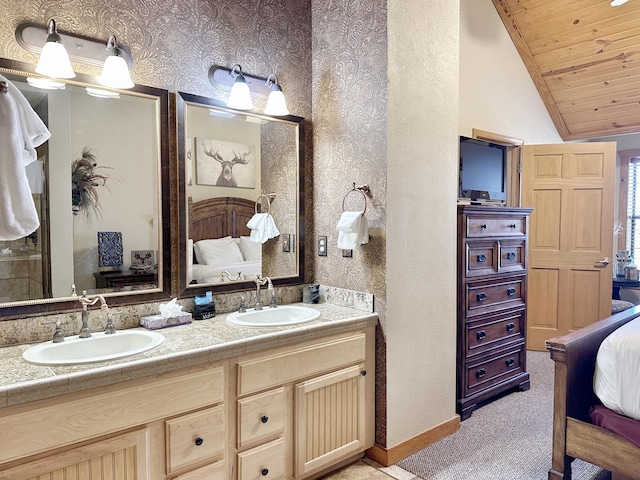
[{"xmin": 0, "ymin": 304, "xmax": 376, "ymax": 480}]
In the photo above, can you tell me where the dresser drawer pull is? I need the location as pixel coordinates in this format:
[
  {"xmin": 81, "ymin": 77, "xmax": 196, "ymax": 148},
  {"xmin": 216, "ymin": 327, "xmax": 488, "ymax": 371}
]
[
  {"xmin": 476, "ymin": 330, "xmax": 486, "ymax": 341},
  {"xmin": 477, "ymin": 254, "xmax": 487, "ymax": 263},
  {"xmin": 261, "ymin": 415, "xmax": 269, "ymax": 424},
  {"xmin": 361, "ymin": 369, "xmax": 367, "ymax": 376},
  {"xmin": 480, "ymin": 224, "xmax": 487, "ymax": 229},
  {"xmin": 261, "ymin": 468, "xmax": 270, "ymax": 476},
  {"xmin": 195, "ymin": 437, "xmax": 204, "ymax": 446},
  {"xmin": 476, "ymin": 368, "xmax": 486, "ymax": 379},
  {"xmin": 505, "ymin": 358, "xmax": 515, "ymax": 368},
  {"xmin": 506, "ymin": 322, "xmax": 515, "ymax": 332},
  {"xmin": 509, "ymin": 224, "xmax": 517, "ymax": 229},
  {"xmin": 506, "ymin": 252, "xmax": 516, "ymax": 260},
  {"xmin": 476, "ymin": 293, "xmax": 487, "ymax": 302},
  {"xmin": 506, "ymin": 287, "xmax": 516, "ymax": 296}
]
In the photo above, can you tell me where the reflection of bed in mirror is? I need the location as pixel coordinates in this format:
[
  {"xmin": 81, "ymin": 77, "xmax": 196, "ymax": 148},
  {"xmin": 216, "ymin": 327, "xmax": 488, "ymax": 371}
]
[{"xmin": 187, "ymin": 197, "xmax": 261, "ymax": 284}]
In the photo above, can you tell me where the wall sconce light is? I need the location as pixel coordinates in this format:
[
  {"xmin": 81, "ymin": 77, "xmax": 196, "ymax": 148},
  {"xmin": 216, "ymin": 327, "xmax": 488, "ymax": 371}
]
[
  {"xmin": 209, "ymin": 65, "xmax": 290, "ymax": 116},
  {"xmin": 16, "ymin": 20, "xmax": 134, "ymax": 88},
  {"xmin": 227, "ymin": 64, "xmax": 255, "ymax": 110},
  {"xmin": 35, "ymin": 19, "xmax": 75, "ymax": 79},
  {"xmin": 264, "ymin": 74, "xmax": 289, "ymax": 116},
  {"xmin": 98, "ymin": 36, "xmax": 134, "ymax": 89}
]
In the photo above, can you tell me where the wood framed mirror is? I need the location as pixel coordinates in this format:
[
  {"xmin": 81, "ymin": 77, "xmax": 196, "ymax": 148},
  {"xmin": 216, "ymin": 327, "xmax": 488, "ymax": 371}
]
[
  {"xmin": 176, "ymin": 91, "xmax": 305, "ymax": 296},
  {"xmin": 0, "ymin": 58, "xmax": 173, "ymax": 319}
]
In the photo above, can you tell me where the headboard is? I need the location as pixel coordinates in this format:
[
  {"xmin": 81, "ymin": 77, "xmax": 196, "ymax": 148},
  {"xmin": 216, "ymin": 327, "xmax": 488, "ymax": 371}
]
[{"xmin": 188, "ymin": 197, "xmax": 257, "ymax": 242}]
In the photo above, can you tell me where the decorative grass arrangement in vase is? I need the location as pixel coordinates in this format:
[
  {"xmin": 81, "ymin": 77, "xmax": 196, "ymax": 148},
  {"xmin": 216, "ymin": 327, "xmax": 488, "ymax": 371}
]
[{"xmin": 71, "ymin": 147, "xmax": 111, "ymax": 221}]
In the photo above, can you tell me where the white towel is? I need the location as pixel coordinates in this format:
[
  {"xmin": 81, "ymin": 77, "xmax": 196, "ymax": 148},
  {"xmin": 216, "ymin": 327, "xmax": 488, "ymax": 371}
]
[
  {"xmin": 0, "ymin": 75, "xmax": 51, "ymax": 241},
  {"xmin": 247, "ymin": 213, "xmax": 280, "ymax": 244},
  {"xmin": 336, "ymin": 211, "xmax": 369, "ymax": 249}
]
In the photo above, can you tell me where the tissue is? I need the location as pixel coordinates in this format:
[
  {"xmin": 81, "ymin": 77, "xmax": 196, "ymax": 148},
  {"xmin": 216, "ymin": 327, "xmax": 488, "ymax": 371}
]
[{"xmin": 141, "ymin": 298, "xmax": 192, "ymax": 330}]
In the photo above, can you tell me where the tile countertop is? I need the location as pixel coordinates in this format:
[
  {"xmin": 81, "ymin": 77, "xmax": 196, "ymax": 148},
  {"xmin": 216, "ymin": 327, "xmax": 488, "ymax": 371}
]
[{"xmin": 0, "ymin": 303, "xmax": 378, "ymax": 409}]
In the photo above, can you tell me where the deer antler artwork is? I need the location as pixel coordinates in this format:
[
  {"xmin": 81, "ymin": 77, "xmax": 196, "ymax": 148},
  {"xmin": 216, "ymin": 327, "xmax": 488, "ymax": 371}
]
[{"xmin": 199, "ymin": 139, "xmax": 254, "ymax": 187}]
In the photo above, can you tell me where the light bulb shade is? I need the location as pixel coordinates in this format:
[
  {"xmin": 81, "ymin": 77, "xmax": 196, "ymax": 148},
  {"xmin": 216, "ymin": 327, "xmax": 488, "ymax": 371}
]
[
  {"xmin": 265, "ymin": 87, "xmax": 289, "ymax": 116},
  {"xmin": 227, "ymin": 75, "xmax": 254, "ymax": 110},
  {"xmin": 98, "ymin": 54, "xmax": 134, "ymax": 89},
  {"xmin": 35, "ymin": 40, "xmax": 75, "ymax": 79}
]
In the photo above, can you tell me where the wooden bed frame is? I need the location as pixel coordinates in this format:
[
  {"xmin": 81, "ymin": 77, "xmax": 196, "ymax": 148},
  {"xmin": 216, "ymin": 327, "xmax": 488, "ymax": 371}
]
[
  {"xmin": 546, "ymin": 306, "xmax": 640, "ymax": 480},
  {"xmin": 187, "ymin": 196, "xmax": 256, "ymax": 242}
]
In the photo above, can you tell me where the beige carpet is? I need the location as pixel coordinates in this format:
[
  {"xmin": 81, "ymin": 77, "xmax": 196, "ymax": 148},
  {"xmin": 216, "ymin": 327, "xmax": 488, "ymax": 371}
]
[{"xmin": 396, "ymin": 351, "xmax": 610, "ymax": 480}]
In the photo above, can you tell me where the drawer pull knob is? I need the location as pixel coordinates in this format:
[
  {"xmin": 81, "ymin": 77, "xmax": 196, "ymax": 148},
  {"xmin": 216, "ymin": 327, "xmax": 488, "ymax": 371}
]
[
  {"xmin": 509, "ymin": 224, "xmax": 517, "ymax": 228},
  {"xmin": 507, "ymin": 287, "xmax": 516, "ymax": 296},
  {"xmin": 476, "ymin": 368, "xmax": 486, "ymax": 379},
  {"xmin": 506, "ymin": 322, "xmax": 515, "ymax": 332},
  {"xmin": 506, "ymin": 358, "xmax": 515, "ymax": 367},
  {"xmin": 476, "ymin": 330, "xmax": 486, "ymax": 341},
  {"xmin": 195, "ymin": 437, "xmax": 204, "ymax": 446},
  {"xmin": 261, "ymin": 415, "xmax": 269, "ymax": 424},
  {"xmin": 480, "ymin": 224, "xmax": 487, "ymax": 229},
  {"xmin": 261, "ymin": 468, "xmax": 269, "ymax": 476},
  {"xmin": 506, "ymin": 252, "xmax": 516, "ymax": 260},
  {"xmin": 477, "ymin": 293, "xmax": 487, "ymax": 302},
  {"xmin": 477, "ymin": 254, "xmax": 487, "ymax": 263},
  {"xmin": 361, "ymin": 369, "xmax": 367, "ymax": 376}
]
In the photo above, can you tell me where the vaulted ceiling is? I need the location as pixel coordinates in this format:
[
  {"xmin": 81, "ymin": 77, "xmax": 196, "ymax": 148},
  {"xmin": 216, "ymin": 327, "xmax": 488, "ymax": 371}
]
[{"xmin": 492, "ymin": 0, "xmax": 640, "ymax": 141}]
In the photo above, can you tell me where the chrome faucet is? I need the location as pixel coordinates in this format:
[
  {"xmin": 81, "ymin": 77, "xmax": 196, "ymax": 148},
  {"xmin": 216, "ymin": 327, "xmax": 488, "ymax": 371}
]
[
  {"xmin": 220, "ymin": 270, "xmax": 243, "ymax": 282},
  {"xmin": 254, "ymin": 275, "xmax": 271, "ymax": 310},
  {"xmin": 268, "ymin": 279, "xmax": 277, "ymax": 308},
  {"xmin": 77, "ymin": 290, "xmax": 109, "ymax": 338}
]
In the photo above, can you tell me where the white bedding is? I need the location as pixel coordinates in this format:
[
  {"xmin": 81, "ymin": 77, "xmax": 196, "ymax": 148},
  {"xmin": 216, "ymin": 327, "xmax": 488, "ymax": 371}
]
[
  {"xmin": 594, "ymin": 316, "xmax": 640, "ymax": 421},
  {"xmin": 191, "ymin": 260, "xmax": 262, "ymax": 284}
]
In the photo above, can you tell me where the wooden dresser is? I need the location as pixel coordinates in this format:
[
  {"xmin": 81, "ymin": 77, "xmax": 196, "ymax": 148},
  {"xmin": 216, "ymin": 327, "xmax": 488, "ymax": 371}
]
[{"xmin": 456, "ymin": 205, "xmax": 532, "ymax": 420}]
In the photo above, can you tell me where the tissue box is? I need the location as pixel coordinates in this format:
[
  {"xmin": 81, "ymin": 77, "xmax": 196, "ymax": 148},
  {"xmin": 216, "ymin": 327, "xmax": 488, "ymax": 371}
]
[{"xmin": 141, "ymin": 311, "xmax": 192, "ymax": 330}]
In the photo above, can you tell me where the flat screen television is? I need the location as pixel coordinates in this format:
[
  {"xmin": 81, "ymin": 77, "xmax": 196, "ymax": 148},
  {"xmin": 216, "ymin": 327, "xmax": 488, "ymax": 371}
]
[{"xmin": 458, "ymin": 136, "xmax": 507, "ymax": 202}]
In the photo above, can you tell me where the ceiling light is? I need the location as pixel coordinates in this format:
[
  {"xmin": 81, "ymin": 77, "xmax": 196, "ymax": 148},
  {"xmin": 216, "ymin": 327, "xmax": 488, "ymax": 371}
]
[
  {"xmin": 97, "ymin": 36, "xmax": 134, "ymax": 89},
  {"xmin": 611, "ymin": 0, "xmax": 629, "ymax": 5},
  {"xmin": 35, "ymin": 19, "xmax": 75, "ymax": 79},
  {"xmin": 264, "ymin": 74, "xmax": 289, "ymax": 116},
  {"xmin": 227, "ymin": 64, "xmax": 254, "ymax": 110}
]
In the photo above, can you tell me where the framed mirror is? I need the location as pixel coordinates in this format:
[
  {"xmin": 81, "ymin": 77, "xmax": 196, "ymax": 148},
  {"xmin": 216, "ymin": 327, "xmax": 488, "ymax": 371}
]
[
  {"xmin": 0, "ymin": 58, "xmax": 172, "ymax": 318},
  {"xmin": 176, "ymin": 91, "xmax": 305, "ymax": 296}
]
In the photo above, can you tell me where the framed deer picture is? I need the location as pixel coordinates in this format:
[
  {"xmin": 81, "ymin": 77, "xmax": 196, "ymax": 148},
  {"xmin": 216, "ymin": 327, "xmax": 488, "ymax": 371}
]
[{"xmin": 194, "ymin": 137, "xmax": 256, "ymax": 188}]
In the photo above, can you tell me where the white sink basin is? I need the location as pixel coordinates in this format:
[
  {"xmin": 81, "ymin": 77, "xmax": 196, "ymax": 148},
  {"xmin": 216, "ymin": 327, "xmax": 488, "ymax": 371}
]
[
  {"xmin": 226, "ymin": 305, "xmax": 321, "ymax": 327},
  {"xmin": 22, "ymin": 330, "xmax": 165, "ymax": 366}
]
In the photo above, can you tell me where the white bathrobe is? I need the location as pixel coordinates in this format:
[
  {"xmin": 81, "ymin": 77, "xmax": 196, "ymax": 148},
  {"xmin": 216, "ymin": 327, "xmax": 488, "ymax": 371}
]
[{"xmin": 0, "ymin": 74, "xmax": 51, "ymax": 240}]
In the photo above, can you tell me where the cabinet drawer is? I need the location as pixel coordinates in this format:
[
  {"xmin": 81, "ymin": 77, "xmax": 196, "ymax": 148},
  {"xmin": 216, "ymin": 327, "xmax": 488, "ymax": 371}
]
[
  {"xmin": 166, "ymin": 405, "xmax": 225, "ymax": 474},
  {"xmin": 465, "ymin": 346, "xmax": 525, "ymax": 396},
  {"xmin": 466, "ymin": 216, "xmax": 526, "ymax": 238},
  {"xmin": 237, "ymin": 333, "xmax": 366, "ymax": 396},
  {"xmin": 465, "ymin": 277, "xmax": 525, "ymax": 318},
  {"xmin": 465, "ymin": 309, "xmax": 525, "ymax": 357},
  {"xmin": 465, "ymin": 241, "xmax": 497, "ymax": 277},
  {"xmin": 238, "ymin": 387, "xmax": 286, "ymax": 449},
  {"xmin": 499, "ymin": 240, "xmax": 526, "ymax": 273},
  {"xmin": 172, "ymin": 461, "xmax": 226, "ymax": 479},
  {"xmin": 238, "ymin": 438, "xmax": 285, "ymax": 480}
]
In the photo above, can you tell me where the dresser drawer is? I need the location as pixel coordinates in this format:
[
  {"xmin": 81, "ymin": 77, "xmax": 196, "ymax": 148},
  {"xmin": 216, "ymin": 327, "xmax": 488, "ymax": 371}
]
[
  {"xmin": 238, "ymin": 438, "xmax": 285, "ymax": 480},
  {"xmin": 166, "ymin": 405, "xmax": 225, "ymax": 474},
  {"xmin": 172, "ymin": 461, "xmax": 226, "ymax": 479},
  {"xmin": 238, "ymin": 387, "xmax": 286, "ymax": 449},
  {"xmin": 465, "ymin": 241, "xmax": 497, "ymax": 277},
  {"xmin": 499, "ymin": 240, "xmax": 526, "ymax": 273},
  {"xmin": 466, "ymin": 215, "xmax": 527, "ymax": 238},
  {"xmin": 465, "ymin": 277, "xmax": 525, "ymax": 318},
  {"xmin": 465, "ymin": 346, "xmax": 525, "ymax": 396},
  {"xmin": 465, "ymin": 309, "xmax": 525, "ymax": 357}
]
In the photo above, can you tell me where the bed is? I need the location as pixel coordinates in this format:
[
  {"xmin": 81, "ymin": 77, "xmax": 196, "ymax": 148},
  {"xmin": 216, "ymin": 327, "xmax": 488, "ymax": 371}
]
[
  {"xmin": 187, "ymin": 196, "xmax": 262, "ymax": 283},
  {"xmin": 546, "ymin": 306, "xmax": 640, "ymax": 480}
]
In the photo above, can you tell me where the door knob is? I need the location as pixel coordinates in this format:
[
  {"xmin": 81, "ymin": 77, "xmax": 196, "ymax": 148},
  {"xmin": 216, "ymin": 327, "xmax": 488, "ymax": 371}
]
[{"xmin": 596, "ymin": 257, "xmax": 610, "ymax": 266}]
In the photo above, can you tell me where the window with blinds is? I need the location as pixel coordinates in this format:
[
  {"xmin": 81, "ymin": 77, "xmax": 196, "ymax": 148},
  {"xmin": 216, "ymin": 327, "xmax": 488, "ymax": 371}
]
[{"xmin": 628, "ymin": 159, "xmax": 640, "ymax": 261}]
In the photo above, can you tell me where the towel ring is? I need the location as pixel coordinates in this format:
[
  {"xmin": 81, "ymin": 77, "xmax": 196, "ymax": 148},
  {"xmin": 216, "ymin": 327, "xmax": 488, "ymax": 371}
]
[
  {"xmin": 342, "ymin": 183, "xmax": 369, "ymax": 214},
  {"xmin": 255, "ymin": 192, "xmax": 276, "ymax": 214},
  {"xmin": 0, "ymin": 81, "xmax": 7, "ymax": 94}
]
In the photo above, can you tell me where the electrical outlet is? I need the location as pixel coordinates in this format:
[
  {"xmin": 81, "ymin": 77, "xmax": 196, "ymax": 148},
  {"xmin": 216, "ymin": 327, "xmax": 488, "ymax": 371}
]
[{"xmin": 318, "ymin": 236, "xmax": 327, "ymax": 256}]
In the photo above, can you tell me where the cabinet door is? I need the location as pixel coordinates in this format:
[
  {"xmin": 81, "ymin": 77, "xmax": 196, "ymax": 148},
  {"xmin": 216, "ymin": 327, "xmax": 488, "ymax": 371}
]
[
  {"xmin": 294, "ymin": 365, "xmax": 367, "ymax": 479},
  {"xmin": 0, "ymin": 429, "xmax": 149, "ymax": 480}
]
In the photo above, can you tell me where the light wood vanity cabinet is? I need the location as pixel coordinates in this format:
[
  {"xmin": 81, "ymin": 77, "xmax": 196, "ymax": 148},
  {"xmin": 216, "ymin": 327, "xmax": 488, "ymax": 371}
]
[{"xmin": 234, "ymin": 326, "xmax": 375, "ymax": 480}]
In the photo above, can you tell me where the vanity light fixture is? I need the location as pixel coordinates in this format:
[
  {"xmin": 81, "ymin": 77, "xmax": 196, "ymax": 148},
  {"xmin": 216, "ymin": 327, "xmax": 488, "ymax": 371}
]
[
  {"xmin": 97, "ymin": 36, "xmax": 134, "ymax": 89},
  {"xmin": 86, "ymin": 87, "xmax": 120, "ymax": 99},
  {"xmin": 227, "ymin": 64, "xmax": 254, "ymax": 110},
  {"xmin": 26, "ymin": 77, "xmax": 65, "ymax": 90},
  {"xmin": 35, "ymin": 19, "xmax": 75, "ymax": 79},
  {"xmin": 264, "ymin": 74, "xmax": 289, "ymax": 116}
]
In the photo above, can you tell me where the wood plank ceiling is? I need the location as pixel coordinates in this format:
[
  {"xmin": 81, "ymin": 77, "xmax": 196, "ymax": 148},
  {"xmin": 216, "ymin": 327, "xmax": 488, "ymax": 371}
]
[{"xmin": 492, "ymin": 0, "xmax": 640, "ymax": 141}]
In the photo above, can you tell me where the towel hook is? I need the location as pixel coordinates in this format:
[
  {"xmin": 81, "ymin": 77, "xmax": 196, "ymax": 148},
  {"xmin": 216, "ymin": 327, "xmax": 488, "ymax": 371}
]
[
  {"xmin": 0, "ymin": 81, "xmax": 7, "ymax": 94},
  {"xmin": 342, "ymin": 183, "xmax": 370, "ymax": 214},
  {"xmin": 255, "ymin": 192, "xmax": 276, "ymax": 214}
]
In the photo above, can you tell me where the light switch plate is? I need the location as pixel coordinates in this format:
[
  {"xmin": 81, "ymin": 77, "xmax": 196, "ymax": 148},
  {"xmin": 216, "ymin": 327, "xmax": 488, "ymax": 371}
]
[{"xmin": 318, "ymin": 236, "xmax": 327, "ymax": 256}]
